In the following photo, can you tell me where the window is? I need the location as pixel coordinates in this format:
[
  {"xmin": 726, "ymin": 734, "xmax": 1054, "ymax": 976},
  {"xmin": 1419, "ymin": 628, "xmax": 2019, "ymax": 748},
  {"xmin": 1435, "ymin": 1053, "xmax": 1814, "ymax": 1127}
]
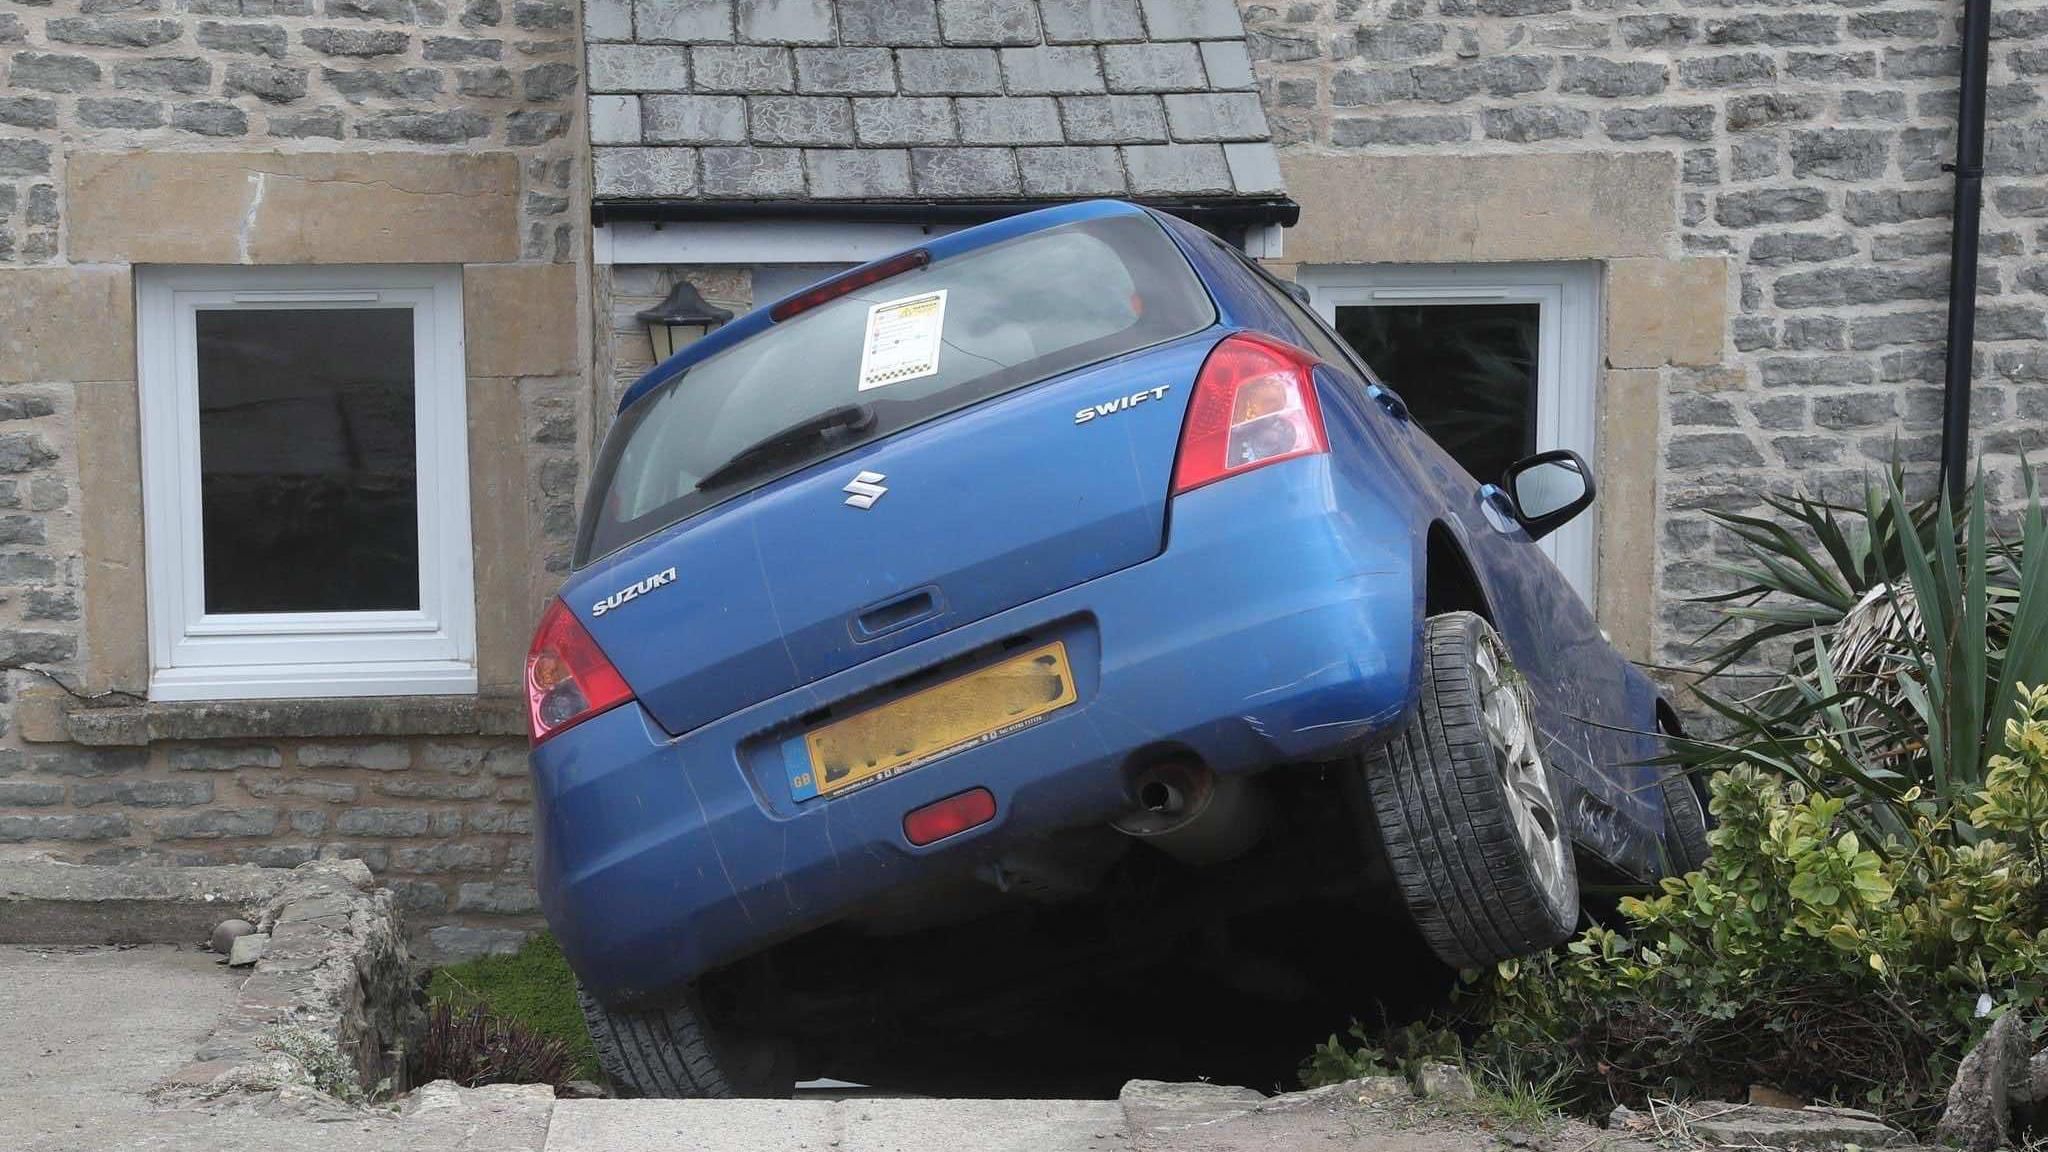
[
  {"xmin": 1299, "ymin": 263, "xmax": 1601, "ymax": 601},
  {"xmin": 582, "ymin": 213, "xmax": 1214, "ymax": 562},
  {"xmin": 137, "ymin": 266, "xmax": 475, "ymax": 700}
]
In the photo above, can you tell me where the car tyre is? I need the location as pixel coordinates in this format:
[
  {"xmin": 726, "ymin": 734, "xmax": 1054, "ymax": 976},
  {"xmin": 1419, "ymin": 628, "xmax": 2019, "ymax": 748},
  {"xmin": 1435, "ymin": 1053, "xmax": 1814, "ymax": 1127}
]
[
  {"xmin": 1657, "ymin": 768, "xmax": 1713, "ymax": 877},
  {"xmin": 578, "ymin": 984, "xmax": 793, "ymax": 1099},
  {"xmin": 1359, "ymin": 611, "xmax": 1579, "ymax": 969}
]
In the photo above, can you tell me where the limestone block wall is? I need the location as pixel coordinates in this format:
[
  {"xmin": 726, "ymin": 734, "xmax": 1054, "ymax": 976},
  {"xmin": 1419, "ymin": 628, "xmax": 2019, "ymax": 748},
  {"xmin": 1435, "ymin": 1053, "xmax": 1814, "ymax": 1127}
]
[
  {"xmin": 0, "ymin": 0, "xmax": 594, "ymax": 955},
  {"xmin": 1238, "ymin": 0, "xmax": 2048, "ymax": 666},
  {"xmin": 0, "ymin": 0, "xmax": 583, "ymax": 263},
  {"xmin": 3, "ymin": 736, "xmax": 539, "ymax": 957}
]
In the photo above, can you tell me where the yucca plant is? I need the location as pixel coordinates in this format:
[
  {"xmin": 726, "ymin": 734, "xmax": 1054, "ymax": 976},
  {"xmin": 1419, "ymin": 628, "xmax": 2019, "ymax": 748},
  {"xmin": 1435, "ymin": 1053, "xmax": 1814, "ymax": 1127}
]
[
  {"xmin": 1692, "ymin": 467, "xmax": 1944, "ymax": 677},
  {"xmin": 1673, "ymin": 465, "xmax": 2048, "ymax": 835}
]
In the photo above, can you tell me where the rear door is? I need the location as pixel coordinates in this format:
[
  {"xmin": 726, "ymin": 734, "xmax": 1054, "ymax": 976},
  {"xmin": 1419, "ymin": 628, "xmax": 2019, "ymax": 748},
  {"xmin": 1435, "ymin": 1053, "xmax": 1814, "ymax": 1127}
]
[
  {"xmin": 1224, "ymin": 248, "xmax": 1664, "ymax": 860},
  {"xmin": 568, "ymin": 208, "xmax": 1219, "ymax": 736}
]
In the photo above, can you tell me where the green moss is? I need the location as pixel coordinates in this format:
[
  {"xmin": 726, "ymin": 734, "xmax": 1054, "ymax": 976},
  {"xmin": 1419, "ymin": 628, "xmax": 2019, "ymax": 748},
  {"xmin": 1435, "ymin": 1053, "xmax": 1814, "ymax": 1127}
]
[{"xmin": 427, "ymin": 933, "xmax": 597, "ymax": 1080}]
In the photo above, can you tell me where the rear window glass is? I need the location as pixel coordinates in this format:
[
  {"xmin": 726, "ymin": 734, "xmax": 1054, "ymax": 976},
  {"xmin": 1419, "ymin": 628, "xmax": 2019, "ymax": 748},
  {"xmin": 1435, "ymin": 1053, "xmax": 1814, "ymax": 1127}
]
[{"xmin": 577, "ymin": 212, "xmax": 1215, "ymax": 563}]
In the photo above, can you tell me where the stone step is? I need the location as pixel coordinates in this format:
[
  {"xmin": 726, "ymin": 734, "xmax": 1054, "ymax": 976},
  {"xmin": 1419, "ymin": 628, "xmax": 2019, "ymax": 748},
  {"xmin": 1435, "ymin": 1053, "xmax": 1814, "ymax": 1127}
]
[{"xmin": 542, "ymin": 1098, "xmax": 1130, "ymax": 1152}]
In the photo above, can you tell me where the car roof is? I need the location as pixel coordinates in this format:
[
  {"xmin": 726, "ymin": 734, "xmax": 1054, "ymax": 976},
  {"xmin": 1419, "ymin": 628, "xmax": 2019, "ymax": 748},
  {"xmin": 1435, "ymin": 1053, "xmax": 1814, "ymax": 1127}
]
[{"xmin": 615, "ymin": 199, "xmax": 1161, "ymax": 412}]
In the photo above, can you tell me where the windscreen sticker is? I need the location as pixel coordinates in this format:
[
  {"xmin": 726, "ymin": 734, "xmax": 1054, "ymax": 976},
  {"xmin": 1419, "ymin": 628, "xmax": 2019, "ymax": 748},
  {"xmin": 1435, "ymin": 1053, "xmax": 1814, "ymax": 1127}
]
[{"xmin": 856, "ymin": 289, "xmax": 946, "ymax": 391}]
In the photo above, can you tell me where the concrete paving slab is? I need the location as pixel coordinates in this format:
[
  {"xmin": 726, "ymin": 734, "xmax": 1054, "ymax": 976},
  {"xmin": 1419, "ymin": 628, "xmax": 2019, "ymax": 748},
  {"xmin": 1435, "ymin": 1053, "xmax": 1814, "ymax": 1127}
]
[
  {"xmin": 548, "ymin": 1098, "xmax": 840, "ymax": 1152},
  {"xmin": 841, "ymin": 1099, "xmax": 1129, "ymax": 1152},
  {"xmin": 0, "ymin": 944, "xmax": 239, "ymax": 1152},
  {"xmin": 546, "ymin": 1097, "xmax": 1131, "ymax": 1152},
  {"xmin": 69, "ymin": 1083, "xmax": 555, "ymax": 1152}
]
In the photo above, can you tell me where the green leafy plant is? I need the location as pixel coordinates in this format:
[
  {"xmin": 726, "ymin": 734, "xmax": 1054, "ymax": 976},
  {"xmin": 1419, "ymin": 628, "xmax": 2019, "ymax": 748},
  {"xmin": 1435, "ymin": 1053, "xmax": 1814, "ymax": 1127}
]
[
  {"xmin": 1674, "ymin": 470, "xmax": 2048, "ymax": 832},
  {"xmin": 1481, "ymin": 702, "xmax": 2048, "ymax": 1130},
  {"xmin": 1691, "ymin": 470, "xmax": 1943, "ymax": 676},
  {"xmin": 1299, "ymin": 1019, "xmax": 1464, "ymax": 1089},
  {"xmin": 1300, "ymin": 1023, "xmax": 1393, "ymax": 1088}
]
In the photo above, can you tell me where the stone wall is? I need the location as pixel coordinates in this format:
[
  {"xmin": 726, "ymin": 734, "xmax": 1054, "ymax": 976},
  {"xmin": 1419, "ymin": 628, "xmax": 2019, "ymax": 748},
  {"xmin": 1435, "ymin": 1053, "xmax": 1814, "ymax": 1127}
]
[
  {"xmin": 1238, "ymin": 0, "xmax": 2048, "ymax": 663},
  {"xmin": 0, "ymin": 0, "xmax": 592, "ymax": 956},
  {"xmin": 594, "ymin": 262, "xmax": 750, "ymax": 414},
  {"xmin": 0, "ymin": 0, "xmax": 581, "ymax": 263},
  {"xmin": 2, "ymin": 737, "xmax": 538, "ymax": 958}
]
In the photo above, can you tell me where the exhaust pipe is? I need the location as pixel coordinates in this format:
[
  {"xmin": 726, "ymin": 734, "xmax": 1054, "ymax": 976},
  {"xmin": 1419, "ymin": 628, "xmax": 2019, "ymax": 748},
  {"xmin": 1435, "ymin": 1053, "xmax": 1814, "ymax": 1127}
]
[{"xmin": 1111, "ymin": 759, "xmax": 1268, "ymax": 867}]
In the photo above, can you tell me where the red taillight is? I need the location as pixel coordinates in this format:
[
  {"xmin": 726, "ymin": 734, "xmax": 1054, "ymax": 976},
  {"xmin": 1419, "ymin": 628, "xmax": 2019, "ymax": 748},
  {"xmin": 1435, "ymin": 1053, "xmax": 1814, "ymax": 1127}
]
[
  {"xmin": 770, "ymin": 249, "xmax": 931, "ymax": 321},
  {"xmin": 526, "ymin": 599, "xmax": 635, "ymax": 744},
  {"xmin": 1169, "ymin": 332, "xmax": 1329, "ymax": 495},
  {"xmin": 903, "ymin": 787, "xmax": 997, "ymax": 846}
]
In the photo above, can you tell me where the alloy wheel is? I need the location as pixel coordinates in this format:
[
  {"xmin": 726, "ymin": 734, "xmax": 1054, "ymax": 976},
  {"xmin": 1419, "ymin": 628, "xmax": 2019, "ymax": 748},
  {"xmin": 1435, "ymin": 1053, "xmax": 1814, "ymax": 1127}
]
[{"xmin": 1474, "ymin": 633, "xmax": 1572, "ymax": 909}]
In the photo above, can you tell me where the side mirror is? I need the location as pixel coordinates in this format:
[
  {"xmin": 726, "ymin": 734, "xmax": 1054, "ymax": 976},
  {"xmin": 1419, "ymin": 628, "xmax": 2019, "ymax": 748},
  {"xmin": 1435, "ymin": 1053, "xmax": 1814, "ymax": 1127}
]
[
  {"xmin": 1501, "ymin": 450, "xmax": 1596, "ymax": 541},
  {"xmin": 1279, "ymin": 280, "xmax": 1313, "ymax": 308}
]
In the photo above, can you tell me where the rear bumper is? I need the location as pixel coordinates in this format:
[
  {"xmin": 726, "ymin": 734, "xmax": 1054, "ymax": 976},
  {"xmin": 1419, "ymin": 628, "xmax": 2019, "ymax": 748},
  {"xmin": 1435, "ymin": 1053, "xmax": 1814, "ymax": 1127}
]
[{"xmin": 534, "ymin": 457, "xmax": 1422, "ymax": 1005}]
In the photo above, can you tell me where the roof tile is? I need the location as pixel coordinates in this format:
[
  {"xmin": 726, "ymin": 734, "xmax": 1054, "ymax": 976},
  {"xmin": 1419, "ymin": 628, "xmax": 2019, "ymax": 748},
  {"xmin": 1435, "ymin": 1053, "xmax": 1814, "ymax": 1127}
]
[{"xmin": 592, "ymin": 0, "xmax": 1279, "ymax": 200}]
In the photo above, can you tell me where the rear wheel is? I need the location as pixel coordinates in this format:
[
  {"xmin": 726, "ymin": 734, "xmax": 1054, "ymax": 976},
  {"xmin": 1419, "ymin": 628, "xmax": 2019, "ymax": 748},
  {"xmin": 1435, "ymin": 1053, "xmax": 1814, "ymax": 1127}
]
[
  {"xmin": 1357, "ymin": 611, "xmax": 1579, "ymax": 969},
  {"xmin": 1654, "ymin": 711, "xmax": 1712, "ymax": 877},
  {"xmin": 578, "ymin": 983, "xmax": 795, "ymax": 1099}
]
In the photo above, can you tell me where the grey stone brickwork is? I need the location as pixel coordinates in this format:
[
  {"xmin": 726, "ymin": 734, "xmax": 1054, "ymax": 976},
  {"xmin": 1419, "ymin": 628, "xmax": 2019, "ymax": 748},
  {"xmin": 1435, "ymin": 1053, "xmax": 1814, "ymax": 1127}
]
[
  {"xmin": 0, "ymin": 0, "xmax": 584, "ymax": 264},
  {"xmin": 0, "ymin": 735, "xmax": 540, "ymax": 960},
  {"xmin": 0, "ymin": 0, "xmax": 590, "ymax": 954},
  {"xmin": 1239, "ymin": 0, "xmax": 2048, "ymax": 665},
  {"xmin": 588, "ymin": 0, "xmax": 1285, "ymax": 200}
]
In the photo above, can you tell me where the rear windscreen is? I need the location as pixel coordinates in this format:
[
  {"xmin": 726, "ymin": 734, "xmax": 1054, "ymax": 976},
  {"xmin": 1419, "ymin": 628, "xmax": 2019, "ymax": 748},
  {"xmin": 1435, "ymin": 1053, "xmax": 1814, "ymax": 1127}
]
[{"xmin": 577, "ymin": 212, "xmax": 1215, "ymax": 563}]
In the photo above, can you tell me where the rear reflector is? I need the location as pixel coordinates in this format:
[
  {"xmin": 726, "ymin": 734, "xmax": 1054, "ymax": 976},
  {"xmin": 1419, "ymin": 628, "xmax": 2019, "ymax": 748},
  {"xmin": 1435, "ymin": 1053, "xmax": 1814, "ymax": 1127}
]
[
  {"xmin": 771, "ymin": 249, "xmax": 931, "ymax": 322},
  {"xmin": 526, "ymin": 599, "xmax": 636, "ymax": 744},
  {"xmin": 903, "ymin": 787, "xmax": 997, "ymax": 846},
  {"xmin": 1170, "ymin": 332, "xmax": 1328, "ymax": 495}
]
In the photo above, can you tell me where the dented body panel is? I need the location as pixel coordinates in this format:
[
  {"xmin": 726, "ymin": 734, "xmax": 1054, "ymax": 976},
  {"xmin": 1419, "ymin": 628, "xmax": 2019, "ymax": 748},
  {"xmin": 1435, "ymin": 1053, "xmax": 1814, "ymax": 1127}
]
[{"xmin": 534, "ymin": 201, "xmax": 1678, "ymax": 1007}]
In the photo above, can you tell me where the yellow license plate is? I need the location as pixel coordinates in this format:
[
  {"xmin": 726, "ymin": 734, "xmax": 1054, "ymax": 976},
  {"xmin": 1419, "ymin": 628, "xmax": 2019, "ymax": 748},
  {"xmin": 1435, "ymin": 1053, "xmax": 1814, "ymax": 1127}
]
[{"xmin": 797, "ymin": 642, "xmax": 1077, "ymax": 799}]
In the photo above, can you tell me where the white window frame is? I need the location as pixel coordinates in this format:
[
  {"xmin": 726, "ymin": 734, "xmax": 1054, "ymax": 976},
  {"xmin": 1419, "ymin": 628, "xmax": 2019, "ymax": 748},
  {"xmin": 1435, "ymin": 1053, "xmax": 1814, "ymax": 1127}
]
[
  {"xmin": 1297, "ymin": 262, "xmax": 1602, "ymax": 603},
  {"xmin": 136, "ymin": 265, "xmax": 477, "ymax": 701}
]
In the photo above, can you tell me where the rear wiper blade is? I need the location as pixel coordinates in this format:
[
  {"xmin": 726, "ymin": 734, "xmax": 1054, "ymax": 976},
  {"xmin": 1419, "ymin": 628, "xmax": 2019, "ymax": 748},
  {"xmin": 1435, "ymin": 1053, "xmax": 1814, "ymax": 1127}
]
[{"xmin": 695, "ymin": 403, "xmax": 877, "ymax": 492}]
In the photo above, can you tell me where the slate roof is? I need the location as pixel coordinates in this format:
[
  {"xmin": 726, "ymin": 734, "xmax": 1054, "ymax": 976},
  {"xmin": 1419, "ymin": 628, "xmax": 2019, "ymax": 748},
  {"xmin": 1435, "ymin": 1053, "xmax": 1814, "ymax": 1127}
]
[{"xmin": 587, "ymin": 0, "xmax": 1286, "ymax": 208}]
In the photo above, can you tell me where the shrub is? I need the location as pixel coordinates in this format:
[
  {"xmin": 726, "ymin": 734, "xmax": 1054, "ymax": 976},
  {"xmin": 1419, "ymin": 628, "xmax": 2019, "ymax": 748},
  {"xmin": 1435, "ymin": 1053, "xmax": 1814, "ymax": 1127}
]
[
  {"xmin": 427, "ymin": 933, "xmax": 597, "ymax": 1080},
  {"xmin": 1300, "ymin": 1020, "xmax": 1462, "ymax": 1088},
  {"xmin": 1481, "ymin": 693, "xmax": 2048, "ymax": 1129},
  {"xmin": 410, "ymin": 1002, "xmax": 577, "ymax": 1090},
  {"xmin": 1675, "ymin": 470, "xmax": 2048, "ymax": 839},
  {"xmin": 258, "ymin": 1021, "xmax": 367, "ymax": 1102}
]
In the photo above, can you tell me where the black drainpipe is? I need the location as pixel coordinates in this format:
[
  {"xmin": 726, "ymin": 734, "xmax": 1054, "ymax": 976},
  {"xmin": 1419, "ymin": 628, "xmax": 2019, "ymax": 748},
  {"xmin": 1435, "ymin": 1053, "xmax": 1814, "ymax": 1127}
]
[{"xmin": 1939, "ymin": 0, "xmax": 1993, "ymax": 507}]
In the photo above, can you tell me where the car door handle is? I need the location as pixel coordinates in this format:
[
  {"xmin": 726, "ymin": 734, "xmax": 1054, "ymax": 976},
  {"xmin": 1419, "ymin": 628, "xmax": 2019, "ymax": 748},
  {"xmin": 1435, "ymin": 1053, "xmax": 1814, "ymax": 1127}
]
[
  {"xmin": 1367, "ymin": 383, "xmax": 1409, "ymax": 421},
  {"xmin": 1477, "ymin": 484, "xmax": 1523, "ymax": 535}
]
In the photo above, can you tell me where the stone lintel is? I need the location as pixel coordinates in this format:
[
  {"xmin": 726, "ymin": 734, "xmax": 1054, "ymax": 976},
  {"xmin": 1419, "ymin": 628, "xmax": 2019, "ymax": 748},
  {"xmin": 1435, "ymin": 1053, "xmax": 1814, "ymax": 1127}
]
[
  {"xmin": 1280, "ymin": 151, "xmax": 1679, "ymax": 266},
  {"xmin": 66, "ymin": 151, "xmax": 522, "ymax": 265}
]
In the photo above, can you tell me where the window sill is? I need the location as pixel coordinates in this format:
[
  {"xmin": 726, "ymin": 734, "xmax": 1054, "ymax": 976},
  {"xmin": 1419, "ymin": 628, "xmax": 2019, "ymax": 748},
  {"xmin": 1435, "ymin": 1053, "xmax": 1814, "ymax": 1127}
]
[{"xmin": 27, "ymin": 693, "xmax": 527, "ymax": 747}]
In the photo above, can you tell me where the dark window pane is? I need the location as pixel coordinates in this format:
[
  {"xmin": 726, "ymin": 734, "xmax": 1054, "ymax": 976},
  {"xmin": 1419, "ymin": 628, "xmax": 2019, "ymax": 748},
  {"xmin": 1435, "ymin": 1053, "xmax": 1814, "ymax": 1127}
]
[
  {"xmin": 583, "ymin": 212, "xmax": 1213, "ymax": 562},
  {"xmin": 196, "ymin": 308, "xmax": 420, "ymax": 614},
  {"xmin": 1333, "ymin": 302, "xmax": 1539, "ymax": 488}
]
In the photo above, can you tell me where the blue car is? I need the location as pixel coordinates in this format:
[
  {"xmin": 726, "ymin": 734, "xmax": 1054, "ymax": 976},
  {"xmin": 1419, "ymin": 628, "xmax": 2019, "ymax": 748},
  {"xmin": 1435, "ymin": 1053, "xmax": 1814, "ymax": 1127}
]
[{"xmin": 527, "ymin": 200, "xmax": 1708, "ymax": 1098}]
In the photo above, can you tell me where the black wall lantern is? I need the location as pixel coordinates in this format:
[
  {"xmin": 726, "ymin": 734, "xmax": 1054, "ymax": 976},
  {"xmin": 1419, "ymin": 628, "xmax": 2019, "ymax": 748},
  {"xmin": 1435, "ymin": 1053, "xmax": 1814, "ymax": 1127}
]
[{"xmin": 637, "ymin": 280, "xmax": 733, "ymax": 362}]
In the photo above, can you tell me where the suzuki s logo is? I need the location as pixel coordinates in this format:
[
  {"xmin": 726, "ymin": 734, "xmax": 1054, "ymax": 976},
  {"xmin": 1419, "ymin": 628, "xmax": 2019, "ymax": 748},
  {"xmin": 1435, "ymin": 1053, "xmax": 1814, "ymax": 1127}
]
[
  {"xmin": 842, "ymin": 470, "xmax": 888, "ymax": 509},
  {"xmin": 591, "ymin": 566, "xmax": 675, "ymax": 617},
  {"xmin": 1074, "ymin": 385, "xmax": 1171, "ymax": 425}
]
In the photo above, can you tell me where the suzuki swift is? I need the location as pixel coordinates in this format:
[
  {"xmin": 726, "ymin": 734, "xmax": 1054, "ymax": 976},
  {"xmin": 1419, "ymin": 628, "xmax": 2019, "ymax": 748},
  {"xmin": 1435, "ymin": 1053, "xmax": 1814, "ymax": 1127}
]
[{"xmin": 528, "ymin": 200, "xmax": 1709, "ymax": 1097}]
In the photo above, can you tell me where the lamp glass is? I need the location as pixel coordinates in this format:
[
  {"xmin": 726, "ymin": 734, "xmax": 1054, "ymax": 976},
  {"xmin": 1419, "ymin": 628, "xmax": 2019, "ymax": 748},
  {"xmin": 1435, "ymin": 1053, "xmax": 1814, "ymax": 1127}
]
[
  {"xmin": 648, "ymin": 321, "xmax": 714, "ymax": 362},
  {"xmin": 637, "ymin": 280, "xmax": 734, "ymax": 363}
]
